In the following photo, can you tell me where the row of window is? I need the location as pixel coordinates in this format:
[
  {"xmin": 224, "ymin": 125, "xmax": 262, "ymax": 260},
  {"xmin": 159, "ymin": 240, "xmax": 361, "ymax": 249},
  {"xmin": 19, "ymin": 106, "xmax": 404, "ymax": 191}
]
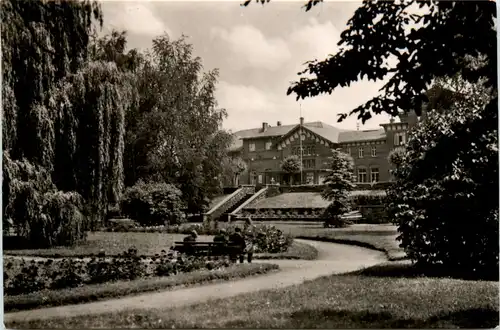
[
  {"xmin": 292, "ymin": 146, "xmax": 316, "ymax": 156},
  {"xmin": 357, "ymin": 167, "xmax": 379, "ymax": 183},
  {"xmin": 347, "ymin": 146, "xmax": 378, "ymax": 158},
  {"xmin": 250, "ymin": 132, "xmax": 407, "ymax": 154},
  {"xmin": 302, "ymin": 159, "xmax": 316, "ymax": 169},
  {"xmin": 249, "ymin": 141, "xmax": 272, "ymax": 152}
]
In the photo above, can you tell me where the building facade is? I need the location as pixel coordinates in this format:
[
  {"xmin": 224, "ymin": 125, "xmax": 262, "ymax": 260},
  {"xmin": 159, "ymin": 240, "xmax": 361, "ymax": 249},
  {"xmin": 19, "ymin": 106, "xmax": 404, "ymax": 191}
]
[{"xmin": 228, "ymin": 113, "xmax": 419, "ymax": 186}]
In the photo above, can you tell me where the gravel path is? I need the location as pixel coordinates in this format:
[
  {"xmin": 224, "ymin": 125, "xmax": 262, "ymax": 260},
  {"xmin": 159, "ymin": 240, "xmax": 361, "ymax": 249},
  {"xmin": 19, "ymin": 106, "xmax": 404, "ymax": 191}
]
[{"xmin": 4, "ymin": 239, "xmax": 386, "ymax": 323}]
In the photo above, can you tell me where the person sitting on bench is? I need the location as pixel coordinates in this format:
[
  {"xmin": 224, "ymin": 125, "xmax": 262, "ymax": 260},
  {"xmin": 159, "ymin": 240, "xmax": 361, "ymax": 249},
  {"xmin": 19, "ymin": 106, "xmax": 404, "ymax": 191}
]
[
  {"xmin": 213, "ymin": 229, "xmax": 228, "ymax": 244},
  {"xmin": 183, "ymin": 230, "xmax": 198, "ymax": 255},
  {"xmin": 229, "ymin": 227, "xmax": 246, "ymax": 263}
]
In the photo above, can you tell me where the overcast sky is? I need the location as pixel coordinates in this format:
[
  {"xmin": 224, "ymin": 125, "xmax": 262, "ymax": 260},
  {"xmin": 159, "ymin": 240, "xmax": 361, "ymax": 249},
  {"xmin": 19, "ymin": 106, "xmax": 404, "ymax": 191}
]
[{"xmin": 100, "ymin": 0, "xmax": 393, "ymax": 132}]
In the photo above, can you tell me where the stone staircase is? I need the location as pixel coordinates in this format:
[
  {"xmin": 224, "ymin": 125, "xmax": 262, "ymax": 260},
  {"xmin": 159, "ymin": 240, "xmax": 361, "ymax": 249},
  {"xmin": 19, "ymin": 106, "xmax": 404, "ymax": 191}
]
[{"xmin": 204, "ymin": 185, "xmax": 256, "ymax": 223}]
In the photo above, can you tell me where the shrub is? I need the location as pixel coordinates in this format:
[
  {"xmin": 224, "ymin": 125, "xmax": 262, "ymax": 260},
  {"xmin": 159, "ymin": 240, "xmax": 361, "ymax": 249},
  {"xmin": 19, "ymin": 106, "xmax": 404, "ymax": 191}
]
[
  {"xmin": 244, "ymin": 225, "xmax": 292, "ymax": 253},
  {"xmin": 50, "ymin": 259, "xmax": 86, "ymax": 290},
  {"xmin": 3, "ymin": 153, "xmax": 89, "ymax": 248},
  {"xmin": 121, "ymin": 181, "xmax": 185, "ymax": 226},
  {"xmin": 388, "ymin": 86, "xmax": 498, "ymax": 276},
  {"xmin": 3, "ymin": 250, "xmax": 234, "ymax": 296},
  {"xmin": 5, "ymin": 261, "xmax": 47, "ymax": 295},
  {"xmin": 323, "ymin": 203, "xmax": 352, "ymax": 228}
]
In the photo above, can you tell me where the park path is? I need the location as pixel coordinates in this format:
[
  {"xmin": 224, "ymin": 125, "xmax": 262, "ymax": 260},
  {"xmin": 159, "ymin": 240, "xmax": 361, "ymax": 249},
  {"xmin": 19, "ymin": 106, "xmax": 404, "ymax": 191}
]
[{"xmin": 4, "ymin": 239, "xmax": 386, "ymax": 323}]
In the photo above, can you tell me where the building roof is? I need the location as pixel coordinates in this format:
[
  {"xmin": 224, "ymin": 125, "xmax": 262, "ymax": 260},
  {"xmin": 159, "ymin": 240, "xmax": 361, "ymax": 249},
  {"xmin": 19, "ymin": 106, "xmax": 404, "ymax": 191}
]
[
  {"xmin": 338, "ymin": 129, "xmax": 386, "ymax": 143},
  {"xmin": 229, "ymin": 121, "xmax": 387, "ymax": 151}
]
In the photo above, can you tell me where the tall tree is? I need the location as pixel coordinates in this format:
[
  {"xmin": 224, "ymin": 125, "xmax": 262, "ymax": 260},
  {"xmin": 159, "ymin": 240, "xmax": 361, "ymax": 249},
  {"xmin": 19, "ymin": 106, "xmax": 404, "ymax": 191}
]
[
  {"xmin": 2, "ymin": 0, "xmax": 103, "ymax": 159},
  {"xmin": 123, "ymin": 34, "xmax": 229, "ymax": 214},
  {"xmin": 2, "ymin": 0, "xmax": 135, "ymax": 240}
]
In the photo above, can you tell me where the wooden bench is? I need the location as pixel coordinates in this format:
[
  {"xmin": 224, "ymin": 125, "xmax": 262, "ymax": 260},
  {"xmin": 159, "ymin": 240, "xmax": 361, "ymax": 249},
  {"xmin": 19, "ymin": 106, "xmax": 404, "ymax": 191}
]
[{"xmin": 173, "ymin": 241, "xmax": 244, "ymax": 257}]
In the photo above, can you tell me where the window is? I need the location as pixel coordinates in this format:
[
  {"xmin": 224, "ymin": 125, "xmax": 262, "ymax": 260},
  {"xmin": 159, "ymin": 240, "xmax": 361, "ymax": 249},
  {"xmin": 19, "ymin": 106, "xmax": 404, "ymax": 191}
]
[
  {"xmin": 394, "ymin": 132, "xmax": 406, "ymax": 146},
  {"xmin": 258, "ymin": 174, "xmax": 263, "ymax": 184},
  {"xmin": 311, "ymin": 146, "xmax": 316, "ymax": 155},
  {"xmin": 249, "ymin": 143, "xmax": 256, "ymax": 152},
  {"xmin": 358, "ymin": 147, "xmax": 364, "ymax": 158},
  {"xmin": 302, "ymin": 159, "xmax": 316, "ymax": 169},
  {"xmin": 371, "ymin": 146, "xmax": 377, "ymax": 157},
  {"xmin": 305, "ymin": 146, "xmax": 311, "ymax": 155},
  {"xmin": 265, "ymin": 141, "xmax": 272, "ymax": 150},
  {"xmin": 370, "ymin": 167, "xmax": 379, "ymax": 183},
  {"xmin": 347, "ymin": 147, "xmax": 351, "ymax": 156},
  {"xmin": 358, "ymin": 168, "xmax": 367, "ymax": 183}
]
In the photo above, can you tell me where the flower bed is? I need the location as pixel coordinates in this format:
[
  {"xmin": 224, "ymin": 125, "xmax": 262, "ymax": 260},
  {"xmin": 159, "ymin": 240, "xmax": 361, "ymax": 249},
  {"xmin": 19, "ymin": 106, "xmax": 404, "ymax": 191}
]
[{"xmin": 3, "ymin": 249, "xmax": 231, "ymax": 296}]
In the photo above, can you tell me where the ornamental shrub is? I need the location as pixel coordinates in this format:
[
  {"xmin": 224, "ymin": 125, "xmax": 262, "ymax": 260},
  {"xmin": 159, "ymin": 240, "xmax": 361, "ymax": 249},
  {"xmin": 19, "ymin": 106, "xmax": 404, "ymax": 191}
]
[
  {"xmin": 3, "ymin": 152, "xmax": 89, "ymax": 248},
  {"xmin": 120, "ymin": 181, "xmax": 185, "ymax": 226},
  {"xmin": 388, "ymin": 83, "xmax": 498, "ymax": 277}
]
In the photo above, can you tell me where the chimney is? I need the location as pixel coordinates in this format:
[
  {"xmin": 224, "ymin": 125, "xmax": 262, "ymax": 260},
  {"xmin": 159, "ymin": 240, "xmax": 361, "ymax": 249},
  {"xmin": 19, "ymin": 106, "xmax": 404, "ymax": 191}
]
[
  {"xmin": 277, "ymin": 121, "xmax": 282, "ymax": 126},
  {"xmin": 389, "ymin": 117, "xmax": 395, "ymax": 124},
  {"xmin": 299, "ymin": 117, "xmax": 304, "ymax": 126},
  {"xmin": 262, "ymin": 122, "xmax": 268, "ymax": 132}
]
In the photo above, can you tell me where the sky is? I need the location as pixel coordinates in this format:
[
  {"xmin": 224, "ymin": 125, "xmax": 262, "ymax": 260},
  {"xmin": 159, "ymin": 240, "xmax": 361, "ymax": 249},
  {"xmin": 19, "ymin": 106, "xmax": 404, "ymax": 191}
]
[{"xmin": 99, "ymin": 0, "xmax": 394, "ymax": 133}]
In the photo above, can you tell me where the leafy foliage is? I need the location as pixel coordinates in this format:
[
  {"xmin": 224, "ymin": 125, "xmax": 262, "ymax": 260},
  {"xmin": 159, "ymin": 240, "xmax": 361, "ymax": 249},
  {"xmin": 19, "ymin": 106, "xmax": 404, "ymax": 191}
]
[
  {"xmin": 387, "ymin": 77, "xmax": 498, "ymax": 275},
  {"xmin": 3, "ymin": 251, "xmax": 230, "ymax": 296},
  {"xmin": 119, "ymin": 34, "xmax": 230, "ymax": 214},
  {"xmin": 120, "ymin": 181, "xmax": 185, "ymax": 227},
  {"xmin": 322, "ymin": 149, "xmax": 355, "ymax": 227},
  {"xmin": 3, "ymin": 152, "xmax": 89, "ymax": 248},
  {"xmin": 52, "ymin": 61, "xmax": 134, "ymax": 227},
  {"xmin": 222, "ymin": 157, "xmax": 248, "ymax": 186},
  {"xmin": 285, "ymin": 1, "xmax": 496, "ymax": 123},
  {"xmin": 280, "ymin": 155, "xmax": 301, "ymax": 173},
  {"xmin": 1, "ymin": 0, "xmax": 102, "ymax": 156},
  {"xmin": 2, "ymin": 1, "xmax": 134, "ymax": 242}
]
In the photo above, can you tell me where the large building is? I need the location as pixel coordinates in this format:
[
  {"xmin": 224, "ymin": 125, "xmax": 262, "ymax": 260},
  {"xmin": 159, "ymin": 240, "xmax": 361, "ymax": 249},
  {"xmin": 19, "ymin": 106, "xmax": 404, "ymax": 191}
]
[{"xmin": 228, "ymin": 112, "xmax": 419, "ymax": 186}]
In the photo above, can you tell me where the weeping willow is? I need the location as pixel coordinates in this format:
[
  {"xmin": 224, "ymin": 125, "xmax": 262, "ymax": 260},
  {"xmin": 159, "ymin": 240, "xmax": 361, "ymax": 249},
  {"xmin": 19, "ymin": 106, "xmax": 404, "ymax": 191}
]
[
  {"xmin": 2, "ymin": 0, "xmax": 133, "ymax": 245},
  {"xmin": 53, "ymin": 61, "xmax": 134, "ymax": 228}
]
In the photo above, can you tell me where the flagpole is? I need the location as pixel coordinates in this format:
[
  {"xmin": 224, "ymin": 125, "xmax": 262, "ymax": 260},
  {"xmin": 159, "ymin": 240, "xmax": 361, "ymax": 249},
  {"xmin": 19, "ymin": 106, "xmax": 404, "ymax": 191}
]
[{"xmin": 300, "ymin": 103, "xmax": 303, "ymax": 185}]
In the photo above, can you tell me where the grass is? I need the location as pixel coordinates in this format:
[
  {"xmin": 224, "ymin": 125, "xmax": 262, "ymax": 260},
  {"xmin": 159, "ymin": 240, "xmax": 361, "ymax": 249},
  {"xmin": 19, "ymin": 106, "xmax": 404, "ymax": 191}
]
[
  {"xmin": 254, "ymin": 240, "xmax": 318, "ymax": 260},
  {"xmin": 231, "ymin": 221, "xmax": 405, "ymax": 261},
  {"xmin": 5, "ymin": 230, "xmax": 319, "ymax": 261},
  {"xmin": 3, "ymin": 232, "xmax": 212, "ymax": 257},
  {"xmin": 9, "ymin": 273, "xmax": 498, "ymax": 328},
  {"xmin": 4, "ymin": 263, "xmax": 279, "ymax": 313}
]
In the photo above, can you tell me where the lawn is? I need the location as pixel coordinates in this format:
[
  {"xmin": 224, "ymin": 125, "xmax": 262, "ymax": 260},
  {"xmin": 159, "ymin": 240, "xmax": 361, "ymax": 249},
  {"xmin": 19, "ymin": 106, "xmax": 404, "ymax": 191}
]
[
  {"xmin": 4, "ymin": 232, "xmax": 318, "ymax": 260},
  {"xmin": 229, "ymin": 221, "xmax": 405, "ymax": 261},
  {"xmin": 10, "ymin": 272, "xmax": 498, "ymax": 328},
  {"xmin": 4, "ymin": 263, "xmax": 279, "ymax": 313},
  {"xmin": 4, "ymin": 232, "xmax": 210, "ymax": 257}
]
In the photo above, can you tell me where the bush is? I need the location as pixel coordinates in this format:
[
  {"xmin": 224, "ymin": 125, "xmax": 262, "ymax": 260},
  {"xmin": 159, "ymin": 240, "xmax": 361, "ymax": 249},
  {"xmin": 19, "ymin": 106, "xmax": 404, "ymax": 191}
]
[
  {"xmin": 388, "ymin": 92, "xmax": 498, "ymax": 276},
  {"xmin": 121, "ymin": 181, "xmax": 185, "ymax": 226},
  {"xmin": 3, "ymin": 251, "xmax": 233, "ymax": 296},
  {"xmin": 3, "ymin": 153, "xmax": 89, "ymax": 248}
]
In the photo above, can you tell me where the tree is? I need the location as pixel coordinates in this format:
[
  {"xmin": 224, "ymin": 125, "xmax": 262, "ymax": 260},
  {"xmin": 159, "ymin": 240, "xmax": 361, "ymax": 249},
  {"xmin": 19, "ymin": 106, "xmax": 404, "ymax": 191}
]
[
  {"xmin": 2, "ymin": 0, "xmax": 135, "ymax": 242},
  {"xmin": 222, "ymin": 157, "xmax": 248, "ymax": 186},
  {"xmin": 283, "ymin": 1, "xmax": 496, "ymax": 124},
  {"xmin": 280, "ymin": 155, "xmax": 301, "ymax": 185},
  {"xmin": 387, "ymin": 75, "xmax": 498, "ymax": 276},
  {"xmin": 321, "ymin": 149, "xmax": 355, "ymax": 228},
  {"xmin": 89, "ymin": 29, "xmax": 144, "ymax": 73},
  {"xmin": 52, "ymin": 61, "xmax": 136, "ymax": 227},
  {"xmin": 121, "ymin": 34, "xmax": 229, "ymax": 214}
]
